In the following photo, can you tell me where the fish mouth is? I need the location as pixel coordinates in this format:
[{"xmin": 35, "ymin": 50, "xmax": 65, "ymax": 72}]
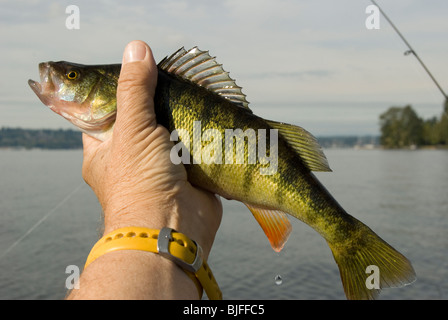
[
  {"xmin": 28, "ymin": 79, "xmax": 42, "ymax": 95},
  {"xmin": 28, "ymin": 78, "xmax": 54, "ymax": 107},
  {"xmin": 28, "ymin": 62, "xmax": 55, "ymax": 107}
]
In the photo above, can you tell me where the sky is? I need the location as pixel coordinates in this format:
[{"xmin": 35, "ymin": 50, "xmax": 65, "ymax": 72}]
[{"xmin": 0, "ymin": 0, "xmax": 447, "ymax": 136}]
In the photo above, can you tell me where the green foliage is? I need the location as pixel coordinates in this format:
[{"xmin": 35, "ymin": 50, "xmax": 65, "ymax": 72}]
[
  {"xmin": 438, "ymin": 101, "xmax": 448, "ymax": 144},
  {"xmin": 380, "ymin": 105, "xmax": 423, "ymax": 148},
  {"xmin": 380, "ymin": 100, "xmax": 448, "ymax": 148},
  {"xmin": 0, "ymin": 127, "xmax": 82, "ymax": 149},
  {"xmin": 422, "ymin": 117, "xmax": 439, "ymax": 145}
]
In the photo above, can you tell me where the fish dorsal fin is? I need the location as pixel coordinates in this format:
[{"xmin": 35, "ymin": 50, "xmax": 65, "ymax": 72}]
[
  {"xmin": 158, "ymin": 47, "xmax": 250, "ymax": 109},
  {"xmin": 245, "ymin": 203, "xmax": 292, "ymax": 252},
  {"xmin": 266, "ymin": 120, "xmax": 331, "ymax": 172}
]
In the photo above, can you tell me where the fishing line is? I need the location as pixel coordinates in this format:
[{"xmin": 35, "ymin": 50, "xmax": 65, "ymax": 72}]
[
  {"xmin": 0, "ymin": 182, "xmax": 85, "ymax": 260},
  {"xmin": 371, "ymin": 0, "xmax": 448, "ymax": 100}
]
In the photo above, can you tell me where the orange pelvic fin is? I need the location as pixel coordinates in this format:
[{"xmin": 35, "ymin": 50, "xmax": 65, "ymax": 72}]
[{"xmin": 244, "ymin": 203, "xmax": 292, "ymax": 252}]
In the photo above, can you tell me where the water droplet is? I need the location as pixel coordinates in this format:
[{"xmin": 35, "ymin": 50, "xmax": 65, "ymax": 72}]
[{"xmin": 274, "ymin": 275, "xmax": 283, "ymax": 286}]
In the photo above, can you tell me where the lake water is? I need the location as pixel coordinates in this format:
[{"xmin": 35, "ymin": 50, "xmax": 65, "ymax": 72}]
[{"xmin": 0, "ymin": 148, "xmax": 447, "ymax": 300}]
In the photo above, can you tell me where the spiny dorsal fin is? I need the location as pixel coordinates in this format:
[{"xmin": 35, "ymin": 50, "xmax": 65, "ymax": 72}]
[
  {"xmin": 158, "ymin": 47, "xmax": 250, "ymax": 109},
  {"xmin": 245, "ymin": 203, "xmax": 292, "ymax": 252},
  {"xmin": 266, "ymin": 119, "xmax": 331, "ymax": 172}
]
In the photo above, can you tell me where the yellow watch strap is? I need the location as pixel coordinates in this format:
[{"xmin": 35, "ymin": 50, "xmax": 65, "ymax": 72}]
[{"xmin": 84, "ymin": 227, "xmax": 222, "ymax": 300}]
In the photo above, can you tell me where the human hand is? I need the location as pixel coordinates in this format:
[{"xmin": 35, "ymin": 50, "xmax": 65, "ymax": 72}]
[{"xmin": 81, "ymin": 41, "xmax": 222, "ymax": 259}]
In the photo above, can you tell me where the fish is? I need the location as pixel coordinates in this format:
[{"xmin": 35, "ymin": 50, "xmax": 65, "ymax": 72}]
[{"xmin": 28, "ymin": 46, "xmax": 416, "ymax": 299}]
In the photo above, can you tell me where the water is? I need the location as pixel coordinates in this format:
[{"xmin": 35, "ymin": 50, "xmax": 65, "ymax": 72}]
[{"xmin": 0, "ymin": 148, "xmax": 447, "ymax": 300}]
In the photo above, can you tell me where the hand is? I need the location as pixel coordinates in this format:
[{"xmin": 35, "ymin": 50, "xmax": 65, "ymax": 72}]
[{"xmin": 81, "ymin": 40, "xmax": 222, "ymax": 259}]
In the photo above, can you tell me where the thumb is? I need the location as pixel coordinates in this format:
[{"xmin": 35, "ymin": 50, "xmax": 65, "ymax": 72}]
[{"xmin": 114, "ymin": 40, "xmax": 158, "ymax": 141}]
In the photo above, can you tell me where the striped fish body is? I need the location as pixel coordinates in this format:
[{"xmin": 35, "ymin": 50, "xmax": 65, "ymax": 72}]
[
  {"xmin": 154, "ymin": 51, "xmax": 357, "ymax": 245},
  {"xmin": 155, "ymin": 66, "xmax": 332, "ymax": 233}
]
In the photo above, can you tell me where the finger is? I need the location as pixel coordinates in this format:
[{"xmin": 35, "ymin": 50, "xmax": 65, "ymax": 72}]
[{"xmin": 114, "ymin": 40, "xmax": 158, "ymax": 142}]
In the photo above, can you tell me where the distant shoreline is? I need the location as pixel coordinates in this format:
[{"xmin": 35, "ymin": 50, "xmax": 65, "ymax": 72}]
[
  {"xmin": 1, "ymin": 127, "xmax": 446, "ymax": 150},
  {"xmin": 0, "ymin": 127, "xmax": 82, "ymax": 150}
]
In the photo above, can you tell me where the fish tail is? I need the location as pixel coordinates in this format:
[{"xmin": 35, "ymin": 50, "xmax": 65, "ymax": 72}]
[{"xmin": 327, "ymin": 222, "xmax": 416, "ymax": 300}]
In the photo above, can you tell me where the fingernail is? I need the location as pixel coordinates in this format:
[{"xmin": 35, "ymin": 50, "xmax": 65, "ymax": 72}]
[{"xmin": 123, "ymin": 41, "xmax": 147, "ymax": 64}]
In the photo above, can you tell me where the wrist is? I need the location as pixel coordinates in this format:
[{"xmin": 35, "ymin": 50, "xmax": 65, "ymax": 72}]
[
  {"xmin": 101, "ymin": 199, "xmax": 211, "ymax": 258},
  {"xmin": 102, "ymin": 200, "xmax": 181, "ymax": 236},
  {"xmin": 99, "ymin": 185, "xmax": 221, "ymax": 260}
]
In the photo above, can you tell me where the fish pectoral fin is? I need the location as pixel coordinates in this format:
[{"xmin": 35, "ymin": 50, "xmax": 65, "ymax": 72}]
[
  {"xmin": 265, "ymin": 119, "xmax": 331, "ymax": 172},
  {"xmin": 244, "ymin": 203, "xmax": 292, "ymax": 252}
]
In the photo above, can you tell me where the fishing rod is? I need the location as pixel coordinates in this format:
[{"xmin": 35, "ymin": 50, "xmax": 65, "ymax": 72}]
[{"xmin": 370, "ymin": 0, "xmax": 448, "ymax": 101}]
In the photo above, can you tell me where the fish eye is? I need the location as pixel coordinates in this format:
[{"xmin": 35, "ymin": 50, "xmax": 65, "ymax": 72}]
[{"xmin": 66, "ymin": 70, "xmax": 79, "ymax": 80}]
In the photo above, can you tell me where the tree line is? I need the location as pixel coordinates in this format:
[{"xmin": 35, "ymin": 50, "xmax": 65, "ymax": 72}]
[
  {"xmin": 0, "ymin": 127, "xmax": 82, "ymax": 149},
  {"xmin": 379, "ymin": 100, "xmax": 448, "ymax": 148},
  {"xmin": 1, "ymin": 126, "xmax": 375, "ymax": 150}
]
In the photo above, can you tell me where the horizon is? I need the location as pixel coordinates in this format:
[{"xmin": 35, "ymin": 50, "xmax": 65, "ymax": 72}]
[{"xmin": 1, "ymin": 0, "xmax": 447, "ymax": 136}]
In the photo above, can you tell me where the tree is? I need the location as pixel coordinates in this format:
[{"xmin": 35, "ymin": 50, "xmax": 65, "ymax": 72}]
[
  {"xmin": 437, "ymin": 99, "xmax": 448, "ymax": 144},
  {"xmin": 379, "ymin": 105, "xmax": 423, "ymax": 148},
  {"xmin": 422, "ymin": 117, "xmax": 439, "ymax": 146}
]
